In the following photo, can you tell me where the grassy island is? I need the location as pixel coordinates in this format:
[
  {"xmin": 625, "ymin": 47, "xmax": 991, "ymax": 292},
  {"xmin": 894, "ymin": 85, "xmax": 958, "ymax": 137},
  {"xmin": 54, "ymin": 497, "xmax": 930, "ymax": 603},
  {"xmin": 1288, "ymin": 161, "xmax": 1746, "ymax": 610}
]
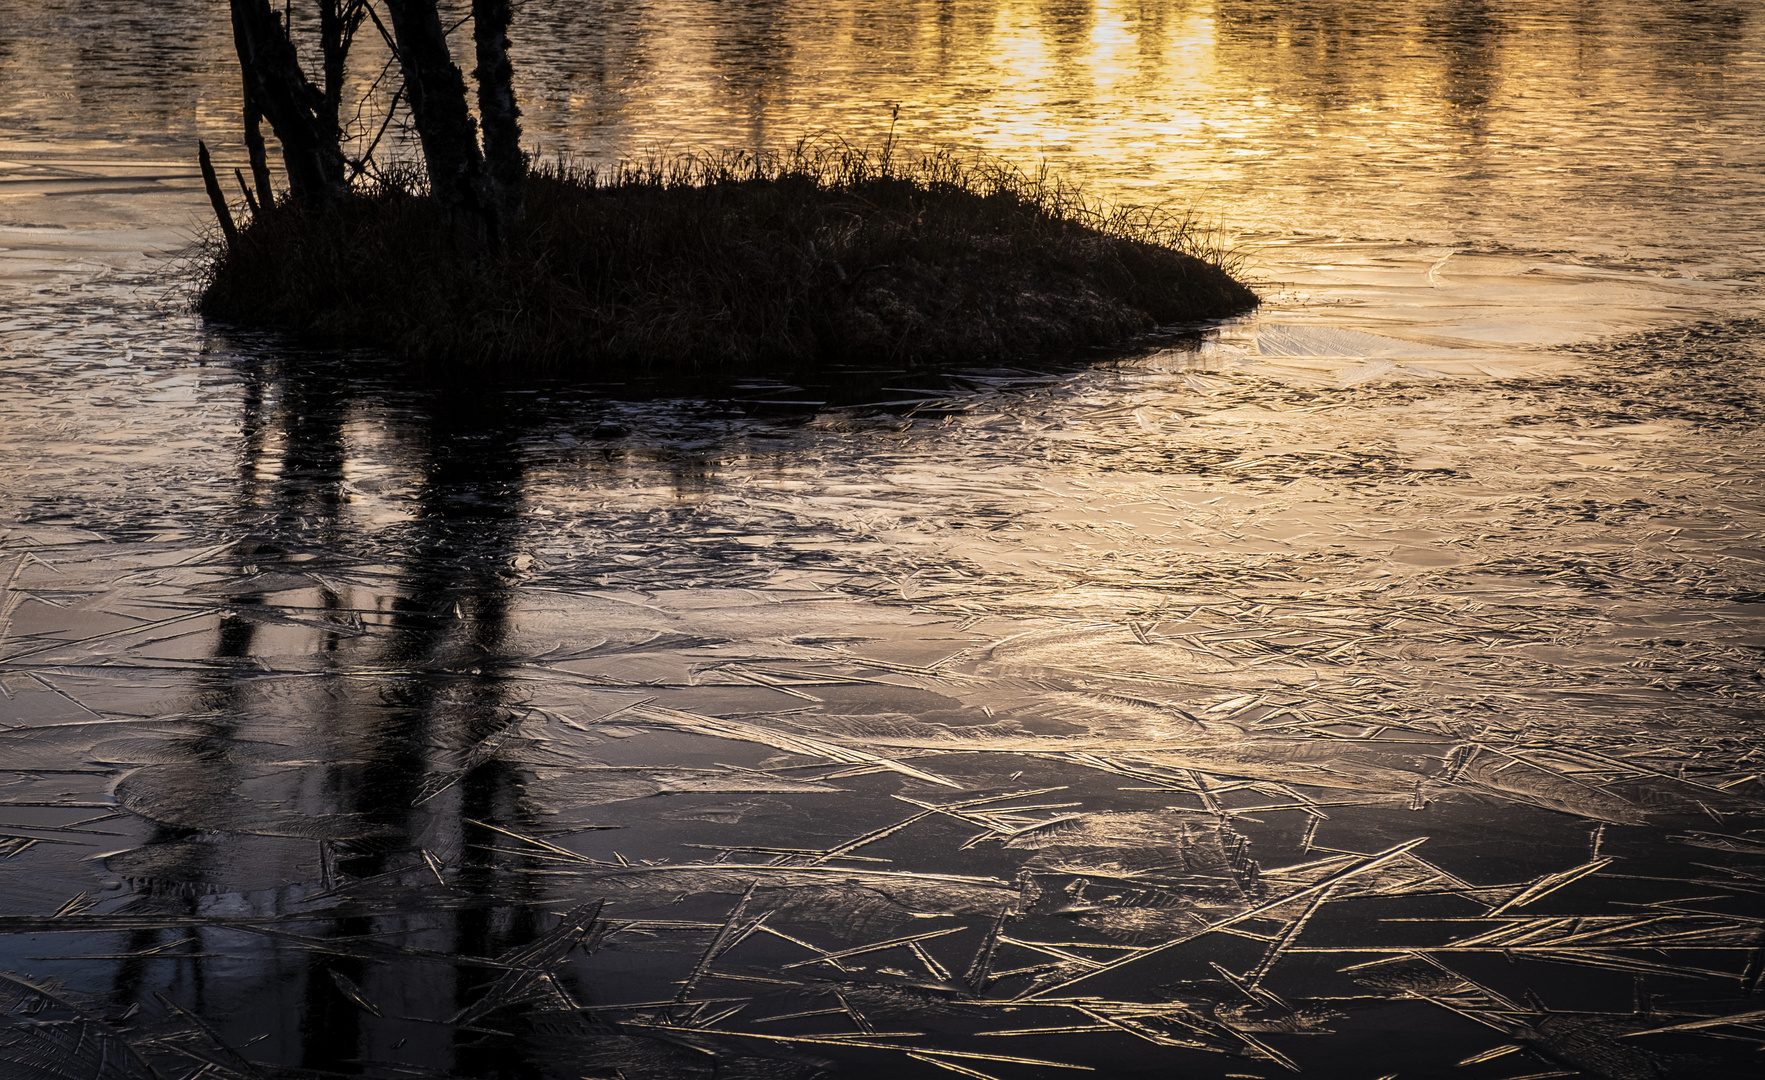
[{"xmin": 198, "ymin": 147, "xmax": 1258, "ymax": 374}]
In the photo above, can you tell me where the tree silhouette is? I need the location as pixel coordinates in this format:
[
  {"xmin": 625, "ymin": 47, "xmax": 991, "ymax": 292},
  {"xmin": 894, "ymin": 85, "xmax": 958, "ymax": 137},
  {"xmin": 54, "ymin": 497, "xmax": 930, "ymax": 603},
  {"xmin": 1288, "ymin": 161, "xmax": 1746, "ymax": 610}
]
[
  {"xmin": 227, "ymin": 0, "xmax": 362, "ymax": 205},
  {"xmin": 224, "ymin": 0, "xmax": 523, "ymax": 246}
]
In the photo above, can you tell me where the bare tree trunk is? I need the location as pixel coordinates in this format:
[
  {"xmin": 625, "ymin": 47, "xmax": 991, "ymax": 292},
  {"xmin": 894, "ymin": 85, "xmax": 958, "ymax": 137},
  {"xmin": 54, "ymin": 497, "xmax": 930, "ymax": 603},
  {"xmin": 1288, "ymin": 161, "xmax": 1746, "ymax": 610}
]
[
  {"xmin": 473, "ymin": 0, "xmax": 524, "ymax": 227},
  {"xmin": 241, "ymin": 87, "xmax": 276, "ymax": 208},
  {"xmin": 379, "ymin": 0, "xmax": 494, "ymax": 249},
  {"xmin": 229, "ymin": 0, "xmax": 348, "ymax": 204},
  {"xmin": 224, "ymin": 0, "xmax": 523, "ymax": 251},
  {"xmin": 318, "ymin": 1, "xmax": 367, "ymax": 143},
  {"xmin": 199, "ymin": 141, "xmax": 240, "ymax": 248}
]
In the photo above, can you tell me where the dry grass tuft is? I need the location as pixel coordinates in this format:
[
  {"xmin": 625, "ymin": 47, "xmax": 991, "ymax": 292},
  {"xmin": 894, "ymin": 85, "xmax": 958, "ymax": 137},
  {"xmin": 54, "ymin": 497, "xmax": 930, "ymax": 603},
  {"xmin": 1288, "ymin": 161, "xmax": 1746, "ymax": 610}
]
[{"xmin": 199, "ymin": 141, "xmax": 1258, "ymax": 373}]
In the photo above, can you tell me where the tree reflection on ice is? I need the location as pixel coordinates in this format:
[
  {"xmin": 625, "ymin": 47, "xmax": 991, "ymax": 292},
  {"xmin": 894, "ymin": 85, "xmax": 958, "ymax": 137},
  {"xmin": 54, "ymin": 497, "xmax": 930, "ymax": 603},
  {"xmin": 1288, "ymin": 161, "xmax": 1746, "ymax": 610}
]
[
  {"xmin": 0, "ymin": 314, "xmax": 1760, "ymax": 1077},
  {"xmin": 4, "ymin": 0, "xmax": 1764, "ymax": 1068}
]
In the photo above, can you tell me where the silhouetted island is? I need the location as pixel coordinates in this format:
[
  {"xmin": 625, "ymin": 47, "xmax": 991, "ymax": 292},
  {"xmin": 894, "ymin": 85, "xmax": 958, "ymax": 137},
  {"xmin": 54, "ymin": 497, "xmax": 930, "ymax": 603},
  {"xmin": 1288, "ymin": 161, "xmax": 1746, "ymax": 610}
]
[
  {"xmin": 201, "ymin": 0, "xmax": 1254, "ymax": 373},
  {"xmin": 198, "ymin": 149, "xmax": 1257, "ymax": 373}
]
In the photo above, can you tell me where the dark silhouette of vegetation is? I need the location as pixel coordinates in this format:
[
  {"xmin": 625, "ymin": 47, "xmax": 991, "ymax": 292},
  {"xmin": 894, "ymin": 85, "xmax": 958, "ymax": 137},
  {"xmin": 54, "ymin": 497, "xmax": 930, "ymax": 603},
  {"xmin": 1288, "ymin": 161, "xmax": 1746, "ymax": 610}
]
[
  {"xmin": 228, "ymin": 0, "xmax": 361, "ymax": 207},
  {"xmin": 378, "ymin": 0, "xmax": 524, "ymax": 248},
  {"xmin": 205, "ymin": 4, "xmax": 1255, "ymax": 373},
  {"xmin": 224, "ymin": 0, "xmax": 519, "ymax": 244},
  {"xmin": 201, "ymin": 146, "xmax": 1256, "ymax": 372}
]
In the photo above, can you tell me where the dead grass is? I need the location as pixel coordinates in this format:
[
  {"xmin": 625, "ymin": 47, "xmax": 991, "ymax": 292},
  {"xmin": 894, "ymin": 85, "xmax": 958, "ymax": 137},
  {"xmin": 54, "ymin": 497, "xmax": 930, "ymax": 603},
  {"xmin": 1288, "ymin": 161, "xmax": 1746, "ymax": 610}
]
[{"xmin": 197, "ymin": 141, "xmax": 1258, "ymax": 373}]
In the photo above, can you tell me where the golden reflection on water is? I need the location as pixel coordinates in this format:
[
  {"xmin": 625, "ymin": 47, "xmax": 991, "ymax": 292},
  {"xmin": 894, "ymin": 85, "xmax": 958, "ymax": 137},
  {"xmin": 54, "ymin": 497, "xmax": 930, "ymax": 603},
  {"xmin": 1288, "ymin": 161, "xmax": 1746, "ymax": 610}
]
[
  {"xmin": 452, "ymin": 0, "xmax": 1747, "ymax": 261},
  {"xmin": 1, "ymin": 0, "xmax": 1759, "ymax": 263},
  {"xmin": 2, "ymin": 4, "xmax": 1764, "ymax": 1077}
]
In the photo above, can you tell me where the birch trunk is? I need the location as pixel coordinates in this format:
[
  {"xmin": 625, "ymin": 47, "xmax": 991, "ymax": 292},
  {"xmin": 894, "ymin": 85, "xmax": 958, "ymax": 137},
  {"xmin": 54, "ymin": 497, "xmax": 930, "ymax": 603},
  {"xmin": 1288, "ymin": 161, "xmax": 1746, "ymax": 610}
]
[
  {"xmin": 473, "ymin": 0, "xmax": 525, "ymax": 227},
  {"xmin": 318, "ymin": 2, "xmax": 367, "ymax": 152}
]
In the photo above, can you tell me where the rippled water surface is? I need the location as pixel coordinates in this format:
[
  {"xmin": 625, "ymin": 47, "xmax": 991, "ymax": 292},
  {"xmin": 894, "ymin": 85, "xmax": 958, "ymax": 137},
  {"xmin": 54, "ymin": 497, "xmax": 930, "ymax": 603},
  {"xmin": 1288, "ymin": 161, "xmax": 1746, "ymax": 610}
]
[{"xmin": 2, "ymin": 3, "xmax": 1763, "ymax": 1078}]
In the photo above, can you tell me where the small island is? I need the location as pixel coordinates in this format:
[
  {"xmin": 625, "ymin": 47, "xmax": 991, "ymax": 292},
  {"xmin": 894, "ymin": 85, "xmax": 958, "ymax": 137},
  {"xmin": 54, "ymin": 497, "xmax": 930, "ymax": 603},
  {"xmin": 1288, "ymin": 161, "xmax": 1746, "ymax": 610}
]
[{"xmin": 201, "ymin": 1, "xmax": 1256, "ymax": 374}]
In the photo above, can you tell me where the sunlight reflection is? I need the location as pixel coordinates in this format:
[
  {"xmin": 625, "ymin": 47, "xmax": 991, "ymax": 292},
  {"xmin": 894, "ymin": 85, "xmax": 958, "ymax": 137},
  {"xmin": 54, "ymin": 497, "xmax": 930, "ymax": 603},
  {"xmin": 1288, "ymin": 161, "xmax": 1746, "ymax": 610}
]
[
  {"xmin": 1084, "ymin": 0, "xmax": 1136, "ymax": 90},
  {"xmin": 3, "ymin": 4, "xmax": 1765, "ymax": 1076}
]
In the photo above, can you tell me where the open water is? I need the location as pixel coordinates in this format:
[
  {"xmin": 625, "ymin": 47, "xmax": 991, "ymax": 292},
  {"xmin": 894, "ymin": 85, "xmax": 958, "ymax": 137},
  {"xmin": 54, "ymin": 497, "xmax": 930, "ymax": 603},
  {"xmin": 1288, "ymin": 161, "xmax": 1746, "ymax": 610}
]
[{"xmin": 1, "ymin": 2, "xmax": 1762, "ymax": 1077}]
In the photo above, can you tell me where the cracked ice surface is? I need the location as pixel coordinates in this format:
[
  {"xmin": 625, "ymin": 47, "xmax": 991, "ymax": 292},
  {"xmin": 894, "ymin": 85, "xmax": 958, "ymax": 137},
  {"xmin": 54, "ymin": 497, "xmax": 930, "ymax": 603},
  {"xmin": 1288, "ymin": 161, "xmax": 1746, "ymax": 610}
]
[
  {"xmin": 3, "ymin": 0, "xmax": 1765, "ymax": 1072},
  {"xmin": 1, "ymin": 245, "xmax": 1761, "ymax": 1076}
]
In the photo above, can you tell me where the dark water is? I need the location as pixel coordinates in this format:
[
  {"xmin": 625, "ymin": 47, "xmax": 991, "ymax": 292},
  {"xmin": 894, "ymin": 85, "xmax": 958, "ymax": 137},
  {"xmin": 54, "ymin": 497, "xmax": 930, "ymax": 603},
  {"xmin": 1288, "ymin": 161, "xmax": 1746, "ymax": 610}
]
[{"xmin": 1, "ymin": 3, "xmax": 1763, "ymax": 1078}]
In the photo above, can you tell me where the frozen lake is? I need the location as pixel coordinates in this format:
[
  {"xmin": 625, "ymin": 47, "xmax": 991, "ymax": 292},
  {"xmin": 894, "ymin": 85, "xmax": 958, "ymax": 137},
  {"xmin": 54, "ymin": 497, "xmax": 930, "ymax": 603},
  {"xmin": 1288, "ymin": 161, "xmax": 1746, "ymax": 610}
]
[{"xmin": 1, "ymin": 2, "xmax": 1762, "ymax": 1076}]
